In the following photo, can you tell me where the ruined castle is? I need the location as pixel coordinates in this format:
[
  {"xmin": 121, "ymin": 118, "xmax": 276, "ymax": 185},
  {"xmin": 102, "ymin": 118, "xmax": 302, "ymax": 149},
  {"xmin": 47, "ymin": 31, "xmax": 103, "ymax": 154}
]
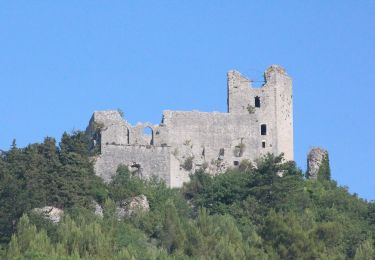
[{"xmin": 86, "ymin": 65, "xmax": 293, "ymax": 187}]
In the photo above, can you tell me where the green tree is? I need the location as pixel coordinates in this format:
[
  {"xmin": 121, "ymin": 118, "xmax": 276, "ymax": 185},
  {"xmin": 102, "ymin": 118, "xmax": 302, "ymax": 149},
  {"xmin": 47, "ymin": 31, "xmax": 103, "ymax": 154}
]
[
  {"xmin": 109, "ymin": 164, "xmax": 145, "ymax": 201},
  {"xmin": 354, "ymin": 239, "xmax": 374, "ymax": 260},
  {"xmin": 317, "ymin": 153, "xmax": 331, "ymax": 181},
  {"xmin": 160, "ymin": 200, "xmax": 186, "ymax": 253}
]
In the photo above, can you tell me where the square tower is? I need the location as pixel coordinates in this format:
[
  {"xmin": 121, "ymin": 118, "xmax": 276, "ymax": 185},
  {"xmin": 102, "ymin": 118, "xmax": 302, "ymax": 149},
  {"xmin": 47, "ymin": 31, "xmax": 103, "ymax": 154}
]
[{"xmin": 227, "ymin": 65, "xmax": 293, "ymax": 160}]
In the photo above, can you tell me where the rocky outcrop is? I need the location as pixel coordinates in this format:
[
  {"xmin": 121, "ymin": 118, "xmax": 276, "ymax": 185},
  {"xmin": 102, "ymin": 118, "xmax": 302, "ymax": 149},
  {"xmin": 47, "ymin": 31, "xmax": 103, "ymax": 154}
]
[
  {"xmin": 92, "ymin": 201, "xmax": 103, "ymax": 218},
  {"xmin": 116, "ymin": 195, "xmax": 150, "ymax": 219},
  {"xmin": 307, "ymin": 147, "xmax": 329, "ymax": 179},
  {"xmin": 32, "ymin": 206, "xmax": 64, "ymax": 224}
]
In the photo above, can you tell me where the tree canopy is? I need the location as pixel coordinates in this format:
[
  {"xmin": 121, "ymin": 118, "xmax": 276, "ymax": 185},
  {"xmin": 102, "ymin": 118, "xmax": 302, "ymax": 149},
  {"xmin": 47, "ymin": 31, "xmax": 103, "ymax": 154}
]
[{"xmin": 0, "ymin": 132, "xmax": 374, "ymax": 259}]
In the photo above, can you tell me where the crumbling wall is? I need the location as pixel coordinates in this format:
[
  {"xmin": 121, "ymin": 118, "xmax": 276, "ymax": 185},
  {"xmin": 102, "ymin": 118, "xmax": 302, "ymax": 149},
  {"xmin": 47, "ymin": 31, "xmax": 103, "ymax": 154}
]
[
  {"xmin": 270, "ymin": 65, "xmax": 294, "ymax": 161},
  {"xmin": 94, "ymin": 145, "xmax": 171, "ymax": 183},
  {"xmin": 86, "ymin": 64, "xmax": 294, "ymax": 188},
  {"xmin": 163, "ymin": 111, "xmax": 264, "ymax": 160},
  {"xmin": 161, "ymin": 109, "xmax": 279, "ymax": 180},
  {"xmin": 87, "ymin": 111, "xmax": 171, "ymax": 184},
  {"xmin": 226, "ymin": 66, "xmax": 293, "ymax": 161},
  {"xmin": 86, "ymin": 111, "xmax": 131, "ymax": 150}
]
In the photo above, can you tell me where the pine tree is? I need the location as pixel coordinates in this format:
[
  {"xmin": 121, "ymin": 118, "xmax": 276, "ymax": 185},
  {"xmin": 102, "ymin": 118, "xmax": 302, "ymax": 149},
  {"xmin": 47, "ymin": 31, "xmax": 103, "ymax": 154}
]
[
  {"xmin": 354, "ymin": 239, "xmax": 374, "ymax": 260},
  {"xmin": 160, "ymin": 200, "xmax": 186, "ymax": 253}
]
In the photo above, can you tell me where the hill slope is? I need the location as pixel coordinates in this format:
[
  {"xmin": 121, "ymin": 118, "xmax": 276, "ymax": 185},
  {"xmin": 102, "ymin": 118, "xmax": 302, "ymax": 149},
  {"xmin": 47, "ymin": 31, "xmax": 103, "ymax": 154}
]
[{"xmin": 0, "ymin": 131, "xmax": 374, "ymax": 259}]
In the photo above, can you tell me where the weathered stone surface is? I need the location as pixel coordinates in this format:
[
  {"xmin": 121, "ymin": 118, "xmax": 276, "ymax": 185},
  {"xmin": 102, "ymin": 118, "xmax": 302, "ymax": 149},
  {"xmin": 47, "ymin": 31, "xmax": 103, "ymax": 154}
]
[
  {"xmin": 86, "ymin": 65, "xmax": 294, "ymax": 187},
  {"xmin": 32, "ymin": 206, "xmax": 64, "ymax": 224},
  {"xmin": 307, "ymin": 147, "xmax": 328, "ymax": 179},
  {"xmin": 116, "ymin": 195, "xmax": 150, "ymax": 219},
  {"xmin": 93, "ymin": 201, "xmax": 103, "ymax": 218}
]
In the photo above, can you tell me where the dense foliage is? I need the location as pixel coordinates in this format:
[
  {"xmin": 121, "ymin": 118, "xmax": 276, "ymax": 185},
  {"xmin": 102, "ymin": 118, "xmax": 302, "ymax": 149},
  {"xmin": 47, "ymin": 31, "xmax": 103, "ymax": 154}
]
[{"xmin": 0, "ymin": 132, "xmax": 374, "ymax": 259}]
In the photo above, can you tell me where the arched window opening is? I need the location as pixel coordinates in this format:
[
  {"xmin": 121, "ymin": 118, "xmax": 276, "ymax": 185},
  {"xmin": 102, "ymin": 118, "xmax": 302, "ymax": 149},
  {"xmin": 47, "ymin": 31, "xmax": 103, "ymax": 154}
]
[
  {"xmin": 261, "ymin": 124, "xmax": 267, "ymax": 136},
  {"xmin": 143, "ymin": 127, "xmax": 152, "ymax": 135},
  {"xmin": 255, "ymin": 96, "xmax": 261, "ymax": 108},
  {"xmin": 143, "ymin": 127, "xmax": 154, "ymax": 145}
]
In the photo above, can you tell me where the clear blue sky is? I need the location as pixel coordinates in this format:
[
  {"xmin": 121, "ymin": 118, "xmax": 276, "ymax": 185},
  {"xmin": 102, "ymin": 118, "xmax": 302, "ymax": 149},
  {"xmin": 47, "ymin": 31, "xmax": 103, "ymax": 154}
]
[{"xmin": 0, "ymin": 1, "xmax": 374, "ymax": 200}]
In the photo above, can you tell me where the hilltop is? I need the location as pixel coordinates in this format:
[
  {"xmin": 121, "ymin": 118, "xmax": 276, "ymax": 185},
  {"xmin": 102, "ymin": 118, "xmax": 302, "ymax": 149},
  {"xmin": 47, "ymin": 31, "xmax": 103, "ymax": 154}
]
[{"xmin": 0, "ymin": 131, "xmax": 374, "ymax": 259}]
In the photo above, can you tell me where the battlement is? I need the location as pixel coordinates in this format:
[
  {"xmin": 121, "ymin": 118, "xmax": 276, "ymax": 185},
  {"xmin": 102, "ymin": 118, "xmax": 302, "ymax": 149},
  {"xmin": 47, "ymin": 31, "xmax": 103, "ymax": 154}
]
[
  {"xmin": 227, "ymin": 65, "xmax": 291, "ymax": 114},
  {"xmin": 86, "ymin": 65, "xmax": 294, "ymax": 187}
]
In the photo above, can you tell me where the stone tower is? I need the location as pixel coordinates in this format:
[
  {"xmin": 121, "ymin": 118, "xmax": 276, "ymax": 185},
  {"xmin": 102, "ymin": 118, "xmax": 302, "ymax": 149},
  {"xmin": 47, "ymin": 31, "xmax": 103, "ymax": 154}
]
[
  {"xmin": 227, "ymin": 65, "xmax": 293, "ymax": 160},
  {"xmin": 86, "ymin": 65, "xmax": 294, "ymax": 187}
]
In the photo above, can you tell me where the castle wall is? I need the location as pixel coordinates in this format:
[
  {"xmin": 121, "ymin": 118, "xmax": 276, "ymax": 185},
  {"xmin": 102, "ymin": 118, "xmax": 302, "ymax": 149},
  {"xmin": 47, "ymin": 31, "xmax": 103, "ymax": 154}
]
[
  {"xmin": 266, "ymin": 66, "xmax": 293, "ymax": 161},
  {"xmin": 94, "ymin": 144, "xmax": 171, "ymax": 183},
  {"xmin": 86, "ymin": 110, "xmax": 131, "ymax": 149},
  {"xmin": 162, "ymin": 110, "xmax": 272, "ymax": 161},
  {"xmin": 86, "ymin": 65, "xmax": 294, "ymax": 187}
]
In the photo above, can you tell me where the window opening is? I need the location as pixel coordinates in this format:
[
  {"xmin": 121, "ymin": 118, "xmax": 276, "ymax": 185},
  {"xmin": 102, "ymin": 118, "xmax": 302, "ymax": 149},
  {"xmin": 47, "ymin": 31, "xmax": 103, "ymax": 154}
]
[
  {"xmin": 262, "ymin": 141, "xmax": 266, "ymax": 148},
  {"xmin": 261, "ymin": 124, "xmax": 267, "ymax": 135},
  {"xmin": 233, "ymin": 161, "xmax": 239, "ymax": 166},
  {"xmin": 143, "ymin": 127, "xmax": 154, "ymax": 145},
  {"xmin": 143, "ymin": 127, "xmax": 152, "ymax": 135},
  {"xmin": 255, "ymin": 96, "xmax": 261, "ymax": 108}
]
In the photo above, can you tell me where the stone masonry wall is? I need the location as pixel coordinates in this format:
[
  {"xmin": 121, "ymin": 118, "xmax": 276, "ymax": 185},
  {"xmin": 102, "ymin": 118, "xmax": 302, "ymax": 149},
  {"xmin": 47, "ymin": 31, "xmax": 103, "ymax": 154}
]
[
  {"xmin": 94, "ymin": 144, "xmax": 171, "ymax": 184},
  {"xmin": 86, "ymin": 65, "xmax": 294, "ymax": 187}
]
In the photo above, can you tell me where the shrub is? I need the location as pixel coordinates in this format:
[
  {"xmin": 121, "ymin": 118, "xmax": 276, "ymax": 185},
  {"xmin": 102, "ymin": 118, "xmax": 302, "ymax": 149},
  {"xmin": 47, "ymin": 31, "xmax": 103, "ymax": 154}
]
[{"xmin": 182, "ymin": 156, "xmax": 194, "ymax": 171}]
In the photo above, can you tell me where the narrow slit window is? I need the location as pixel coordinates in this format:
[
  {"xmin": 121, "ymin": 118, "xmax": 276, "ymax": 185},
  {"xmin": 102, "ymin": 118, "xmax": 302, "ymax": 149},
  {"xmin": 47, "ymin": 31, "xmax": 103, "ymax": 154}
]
[
  {"xmin": 262, "ymin": 141, "xmax": 266, "ymax": 148},
  {"xmin": 261, "ymin": 124, "xmax": 267, "ymax": 135},
  {"xmin": 255, "ymin": 96, "xmax": 260, "ymax": 108}
]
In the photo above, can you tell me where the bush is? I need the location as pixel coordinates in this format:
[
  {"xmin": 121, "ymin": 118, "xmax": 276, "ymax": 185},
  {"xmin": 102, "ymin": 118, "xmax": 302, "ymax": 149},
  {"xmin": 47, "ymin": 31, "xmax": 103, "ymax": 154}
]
[{"xmin": 182, "ymin": 156, "xmax": 194, "ymax": 171}]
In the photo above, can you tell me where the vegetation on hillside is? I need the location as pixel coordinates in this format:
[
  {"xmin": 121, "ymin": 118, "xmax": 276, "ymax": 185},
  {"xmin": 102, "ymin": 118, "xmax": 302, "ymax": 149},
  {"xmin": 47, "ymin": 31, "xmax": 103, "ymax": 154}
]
[{"xmin": 0, "ymin": 131, "xmax": 374, "ymax": 259}]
